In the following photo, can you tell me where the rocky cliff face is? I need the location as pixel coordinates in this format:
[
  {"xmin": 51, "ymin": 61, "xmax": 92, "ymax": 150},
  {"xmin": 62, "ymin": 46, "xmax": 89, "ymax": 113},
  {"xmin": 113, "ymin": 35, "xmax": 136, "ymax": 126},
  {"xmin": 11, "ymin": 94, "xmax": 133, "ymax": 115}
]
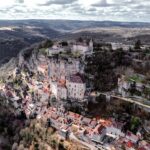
[{"xmin": 0, "ymin": 40, "xmax": 149, "ymax": 149}]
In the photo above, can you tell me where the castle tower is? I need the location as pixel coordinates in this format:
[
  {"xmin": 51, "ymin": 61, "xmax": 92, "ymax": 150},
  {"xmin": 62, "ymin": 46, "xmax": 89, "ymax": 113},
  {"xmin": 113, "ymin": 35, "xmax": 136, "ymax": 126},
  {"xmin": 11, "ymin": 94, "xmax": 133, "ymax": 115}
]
[{"xmin": 89, "ymin": 39, "xmax": 93, "ymax": 53}]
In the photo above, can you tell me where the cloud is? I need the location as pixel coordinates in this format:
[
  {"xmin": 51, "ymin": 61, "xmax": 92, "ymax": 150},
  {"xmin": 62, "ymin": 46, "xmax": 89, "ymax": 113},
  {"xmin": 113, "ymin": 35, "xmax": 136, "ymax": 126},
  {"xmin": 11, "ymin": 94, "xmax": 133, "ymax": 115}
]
[
  {"xmin": 0, "ymin": 0, "xmax": 150, "ymax": 22},
  {"xmin": 40, "ymin": 0, "xmax": 77, "ymax": 6},
  {"xmin": 16, "ymin": 0, "xmax": 24, "ymax": 3},
  {"xmin": 88, "ymin": 8, "xmax": 97, "ymax": 12},
  {"xmin": 92, "ymin": 0, "xmax": 110, "ymax": 7}
]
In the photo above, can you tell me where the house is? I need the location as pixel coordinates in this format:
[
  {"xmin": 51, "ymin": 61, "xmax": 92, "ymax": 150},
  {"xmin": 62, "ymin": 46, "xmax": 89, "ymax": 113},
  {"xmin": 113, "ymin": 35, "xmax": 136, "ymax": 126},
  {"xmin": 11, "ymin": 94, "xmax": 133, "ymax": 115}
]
[
  {"xmin": 90, "ymin": 120, "xmax": 97, "ymax": 128},
  {"xmin": 50, "ymin": 73, "xmax": 86, "ymax": 100},
  {"xmin": 125, "ymin": 141, "xmax": 135, "ymax": 150},
  {"xmin": 48, "ymin": 44, "xmax": 64, "ymax": 56},
  {"xmin": 50, "ymin": 80, "xmax": 67, "ymax": 100},
  {"xmin": 66, "ymin": 73, "xmax": 86, "ymax": 100},
  {"xmin": 50, "ymin": 113, "xmax": 59, "ymax": 129},
  {"xmin": 57, "ymin": 84, "xmax": 67, "ymax": 100},
  {"xmin": 111, "ymin": 42, "xmax": 133, "ymax": 51},
  {"xmin": 59, "ymin": 125, "xmax": 70, "ymax": 139},
  {"xmin": 24, "ymin": 103, "xmax": 36, "ymax": 118},
  {"xmin": 91, "ymin": 124, "xmax": 106, "ymax": 144},
  {"xmin": 118, "ymin": 74, "xmax": 149, "ymax": 99},
  {"xmin": 81, "ymin": 117, "xmax": 92, "ymax": 126},
  {"xmin": 50, "ymin": 81, "xmax": 58, "ymax": 98},
  {"xmin": 126, "ymin": 131, "xmax": 139, "ymax": 143},
  {"xmin": 67, "ymin": 111, "xmax": 82, "ymax": 125},
  {"xmin": 106, "ymin": 122, "xmax": 125, "ymax": 139},
  {"xmin": 27, "ymin": 103, "xmax": 35, "ymax": 113},
  {"xmin": 118, "ymin": 75, "xmax": 130, "ymax": 97},
  {"xmin": 138, "ymin": 140, "xmax": 150, "ymax": 150}
]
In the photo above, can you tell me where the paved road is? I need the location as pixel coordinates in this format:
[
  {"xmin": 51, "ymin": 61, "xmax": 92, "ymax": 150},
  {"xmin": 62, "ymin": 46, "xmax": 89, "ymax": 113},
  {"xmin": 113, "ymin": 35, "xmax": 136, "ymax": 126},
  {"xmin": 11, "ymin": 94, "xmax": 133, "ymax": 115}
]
[
  {"xmin": 112, "ymin": 95, "xmax": 150, "ymax": 110},
  {"xmin": 99, "ymin": 92, "xmax": 150, "ymax": 110}
]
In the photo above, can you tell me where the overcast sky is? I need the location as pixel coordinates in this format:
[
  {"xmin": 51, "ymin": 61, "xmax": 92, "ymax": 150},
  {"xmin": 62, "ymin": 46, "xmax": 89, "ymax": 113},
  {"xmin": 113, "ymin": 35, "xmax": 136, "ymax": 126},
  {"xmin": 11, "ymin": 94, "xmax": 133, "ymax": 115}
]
[{"xmin": 0, "ymin": 0, "xmax": 150, "ymax": 22}]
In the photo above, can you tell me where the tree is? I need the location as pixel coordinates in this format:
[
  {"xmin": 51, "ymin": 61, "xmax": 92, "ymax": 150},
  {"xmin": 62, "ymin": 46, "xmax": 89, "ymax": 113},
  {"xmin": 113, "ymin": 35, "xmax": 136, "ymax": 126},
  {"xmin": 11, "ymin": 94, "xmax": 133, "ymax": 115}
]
[
  {"xmin": 59, "ymin": 142, "xmax": 66, "ymax": 150},
  {"xmin": 130, "ymin": 116, "xmax": 141, "ymax": 133},
  {"xmin": 61, "ymin": 41, "xmax": 68, "ymax": 46},
  {"xmin": 78, "ymin": 37, "xmax": 83, "ymax": 43},
  {"xmin": 134, "ymin": 40, "xmax": 142, "ymax": 49},
  {"xmin": 50, "ymin": 139, "xmax": 57, "ymax": 149},
  {"xmin": 43, "ymin": 40, "xmax": 53, "ymax": 48}
]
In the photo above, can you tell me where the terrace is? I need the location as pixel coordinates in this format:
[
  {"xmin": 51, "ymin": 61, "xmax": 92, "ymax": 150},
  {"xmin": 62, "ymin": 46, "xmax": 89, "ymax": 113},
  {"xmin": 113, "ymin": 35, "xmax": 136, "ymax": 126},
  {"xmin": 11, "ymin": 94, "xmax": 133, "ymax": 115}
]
[{"xmin": 127, "ymin": 74, "xmax": 145, "ymax": 83}]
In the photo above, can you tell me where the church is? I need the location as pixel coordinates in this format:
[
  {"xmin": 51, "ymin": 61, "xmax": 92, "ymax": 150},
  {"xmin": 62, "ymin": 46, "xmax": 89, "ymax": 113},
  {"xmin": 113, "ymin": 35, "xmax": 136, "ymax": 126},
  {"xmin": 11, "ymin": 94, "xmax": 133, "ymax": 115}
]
[{"xmin": 72, "ymin": 39, "xmax": 93, "ymax": 54}]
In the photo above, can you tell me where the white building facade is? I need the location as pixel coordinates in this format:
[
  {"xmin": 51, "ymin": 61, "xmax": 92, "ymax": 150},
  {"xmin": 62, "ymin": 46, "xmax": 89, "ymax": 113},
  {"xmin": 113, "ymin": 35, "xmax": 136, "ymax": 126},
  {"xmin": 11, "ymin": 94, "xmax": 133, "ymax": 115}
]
[
  {"xmin": 66, "ymin": 74, "xmax": 86, "ymax": 100},
  {"xmin": 57, "ymin": 85, "xmax": 67, "ymax": 100},
  {"xmin": 50, "ymin": 81, "xmax": 67, "ymax": 100},
  {"xmin": 72, "ymin": 39, "xmax": 93, "ymax": 54}
]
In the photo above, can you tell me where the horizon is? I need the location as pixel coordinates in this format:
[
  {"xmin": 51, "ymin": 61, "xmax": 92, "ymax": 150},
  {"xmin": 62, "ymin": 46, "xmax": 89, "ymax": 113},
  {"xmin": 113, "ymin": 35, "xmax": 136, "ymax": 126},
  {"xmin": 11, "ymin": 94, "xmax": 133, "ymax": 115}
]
[{"xmin": 0, "ymin": 18, "xmax": 150, "ymax": 24}]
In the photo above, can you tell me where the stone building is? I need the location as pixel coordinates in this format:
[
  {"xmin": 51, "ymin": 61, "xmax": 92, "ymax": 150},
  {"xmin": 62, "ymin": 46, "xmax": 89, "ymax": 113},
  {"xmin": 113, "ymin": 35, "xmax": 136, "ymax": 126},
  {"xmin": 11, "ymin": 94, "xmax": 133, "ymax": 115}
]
[
  {"xmin": 66, "ymin": 74, "xmax": 86, "ymax": 100},
  {"xmin": 48, "ymin": 57, "xmax": 83, "ymax": 80},
  {"xmin": 72, "ymin": 39, "xmax": 93, "ymax": 54}
]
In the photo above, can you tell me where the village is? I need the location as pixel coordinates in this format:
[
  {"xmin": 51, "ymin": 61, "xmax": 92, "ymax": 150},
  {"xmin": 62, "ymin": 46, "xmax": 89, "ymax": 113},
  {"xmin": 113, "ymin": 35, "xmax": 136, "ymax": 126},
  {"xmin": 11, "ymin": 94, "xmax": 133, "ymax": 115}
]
[{"xmin": 0, "ymin": 38, "xmax": 150, "ymax": 150}]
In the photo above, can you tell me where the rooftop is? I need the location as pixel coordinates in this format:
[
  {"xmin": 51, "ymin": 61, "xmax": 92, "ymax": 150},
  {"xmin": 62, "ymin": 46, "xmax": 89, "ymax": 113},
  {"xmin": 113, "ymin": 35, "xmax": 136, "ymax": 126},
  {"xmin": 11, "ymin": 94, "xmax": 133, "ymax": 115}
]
[
  {"xmin": 67, "ymin": 73, "xmax": 85, "ymax": 84},
  {"xmin": 93, "ymin": 124, "xmax": 106, "ymax": 134}
]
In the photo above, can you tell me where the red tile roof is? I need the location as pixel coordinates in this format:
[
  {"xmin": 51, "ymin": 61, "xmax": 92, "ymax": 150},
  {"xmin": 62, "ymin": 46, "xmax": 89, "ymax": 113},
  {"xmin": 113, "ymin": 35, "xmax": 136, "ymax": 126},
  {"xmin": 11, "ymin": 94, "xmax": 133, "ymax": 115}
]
[
  {"xmin": 126, "ymin": 141, "xmax": 133, "ymax": 148},
  {"xmin": 90, "ymin": 120, "xmax": 97, "ymax": 127},
  {"xmin": 51, "ymin": 113, "xmax": 59, "ymax": 120},
  {"xmin": 138, "ymin": 148, "xmax": 146, "ymax": 150},
  {"xmin": 93, "ymin": 125, "xmax": 106, "ymax": 134}
]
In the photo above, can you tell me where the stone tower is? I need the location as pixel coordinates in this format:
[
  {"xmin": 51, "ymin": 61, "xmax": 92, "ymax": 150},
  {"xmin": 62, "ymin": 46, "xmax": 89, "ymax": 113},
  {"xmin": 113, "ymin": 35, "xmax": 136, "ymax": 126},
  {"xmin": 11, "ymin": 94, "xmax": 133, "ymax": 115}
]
[{"xmin": 89, "ymin": 39, "xmax": 93, "ymax": 53}]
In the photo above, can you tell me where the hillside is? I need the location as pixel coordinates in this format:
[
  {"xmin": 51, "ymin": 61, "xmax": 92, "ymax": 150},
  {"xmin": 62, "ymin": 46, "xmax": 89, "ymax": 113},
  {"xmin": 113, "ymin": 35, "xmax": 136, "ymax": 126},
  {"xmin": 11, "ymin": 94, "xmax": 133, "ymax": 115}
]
[
  {"xmin": 0, "ymin": 19, "xmax": 150, "ymax": 64},
  {"xmin": 0, "ymin": 39, "xmax": 149, "ymax": 149},
  {"xmin": 0, "ymin": 24, "xmax": 60, "ymax": 64},
  {"xmin": 1, "ymin": 20, "xmax": 150, "ymax": 32}
]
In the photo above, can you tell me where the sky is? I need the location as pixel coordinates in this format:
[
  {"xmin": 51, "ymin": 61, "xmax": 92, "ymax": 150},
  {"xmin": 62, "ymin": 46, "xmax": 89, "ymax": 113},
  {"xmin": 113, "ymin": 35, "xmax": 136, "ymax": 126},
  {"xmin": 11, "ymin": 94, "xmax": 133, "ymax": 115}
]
[{"xmin": 0, "ymin": 0, "xmax": 150, "ymax": 22}]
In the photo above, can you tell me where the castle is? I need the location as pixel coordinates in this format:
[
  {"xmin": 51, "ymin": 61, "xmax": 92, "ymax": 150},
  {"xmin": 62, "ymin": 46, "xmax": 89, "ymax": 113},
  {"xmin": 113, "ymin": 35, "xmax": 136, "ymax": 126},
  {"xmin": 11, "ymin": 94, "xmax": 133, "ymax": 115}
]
[{"xmin": 72, "ymin": 39, "xmax": 93, "ymax": 54}]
